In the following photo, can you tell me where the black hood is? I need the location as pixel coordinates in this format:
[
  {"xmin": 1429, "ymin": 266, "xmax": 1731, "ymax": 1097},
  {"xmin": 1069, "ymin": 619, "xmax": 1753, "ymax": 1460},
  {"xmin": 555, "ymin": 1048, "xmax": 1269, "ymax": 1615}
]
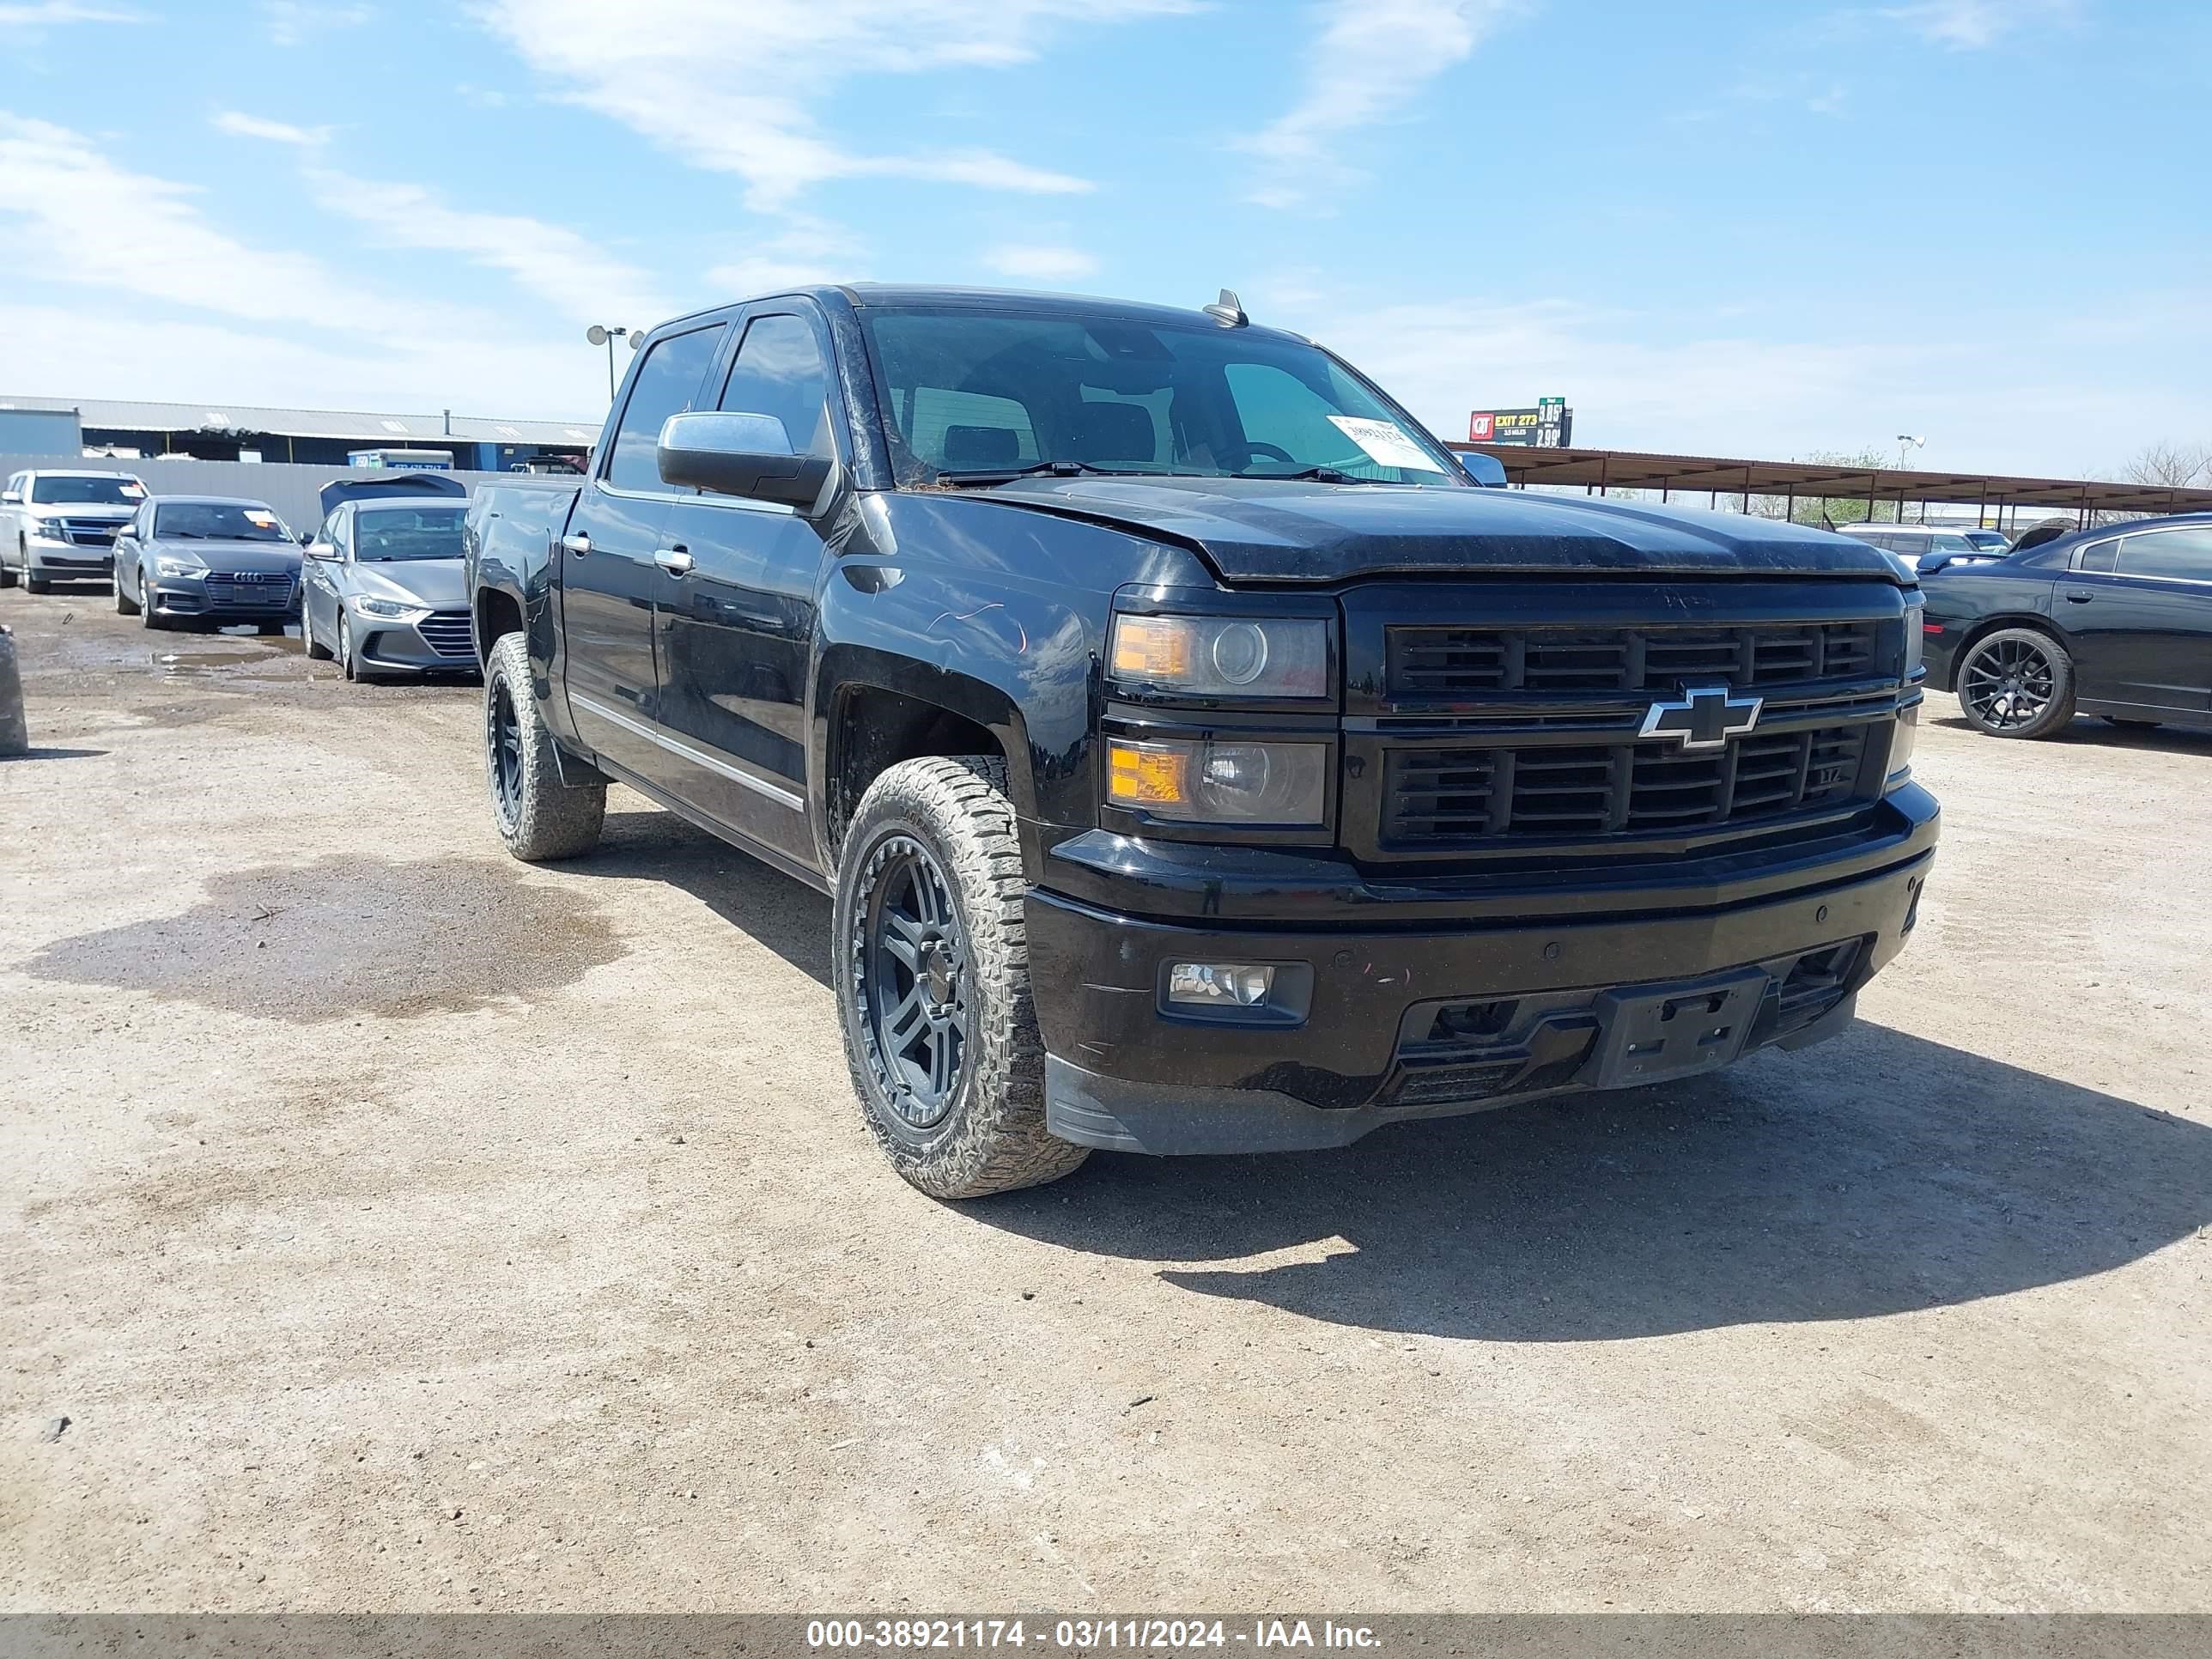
[{"xmin": 986, "ymin": 477, "xmax": 1904, "ymax": 585}]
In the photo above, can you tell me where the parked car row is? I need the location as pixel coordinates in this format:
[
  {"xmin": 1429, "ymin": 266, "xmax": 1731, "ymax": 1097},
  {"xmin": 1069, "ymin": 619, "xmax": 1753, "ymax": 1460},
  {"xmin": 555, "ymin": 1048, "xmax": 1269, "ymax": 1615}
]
[{"xmin": 1, "ymin": 466, "xmax": 479, "ymax": 682}]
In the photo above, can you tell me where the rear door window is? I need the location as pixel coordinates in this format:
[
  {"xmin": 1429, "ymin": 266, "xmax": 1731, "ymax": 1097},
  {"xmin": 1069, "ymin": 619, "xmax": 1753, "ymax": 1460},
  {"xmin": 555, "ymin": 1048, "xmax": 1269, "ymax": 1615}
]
[
  {"xmin": 2114, "ymin": 526, "xmax": 2212, "ymax": 581},
  {"xmin": 2076, "ymin": 538, "xmax": 2121, "ymax": 574}
]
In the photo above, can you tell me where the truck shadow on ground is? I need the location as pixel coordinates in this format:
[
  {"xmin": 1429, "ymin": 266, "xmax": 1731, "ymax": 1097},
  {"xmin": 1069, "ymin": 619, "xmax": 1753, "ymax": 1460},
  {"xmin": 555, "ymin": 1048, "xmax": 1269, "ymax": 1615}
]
[
  {"xmin": 975, "ymin": 1024, "xmax": 2212, "ymax": 1342},
  {"xmin": 565, "ymin": 807, "xmax": 2211, "ymax": 1346}
]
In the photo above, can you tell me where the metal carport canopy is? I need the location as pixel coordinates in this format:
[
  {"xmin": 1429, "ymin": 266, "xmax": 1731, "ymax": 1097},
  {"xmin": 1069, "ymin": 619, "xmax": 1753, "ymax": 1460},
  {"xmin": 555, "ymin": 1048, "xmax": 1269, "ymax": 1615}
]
[{"xmin": 1448, "ymin": 442, "xmax": 2212, "ymax": 518}]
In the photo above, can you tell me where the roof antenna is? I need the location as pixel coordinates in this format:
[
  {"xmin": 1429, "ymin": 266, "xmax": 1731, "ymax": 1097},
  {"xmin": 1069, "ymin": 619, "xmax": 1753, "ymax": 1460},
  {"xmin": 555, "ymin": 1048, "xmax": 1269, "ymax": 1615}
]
[{"xmin": 1201, "ymin": 288, "xmax": 1248, "ymax": 328}]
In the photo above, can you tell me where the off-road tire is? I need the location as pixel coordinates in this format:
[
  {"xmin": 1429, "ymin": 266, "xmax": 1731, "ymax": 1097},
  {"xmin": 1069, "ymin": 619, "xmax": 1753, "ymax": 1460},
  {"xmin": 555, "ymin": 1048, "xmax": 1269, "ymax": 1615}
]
[
  {"xmin": 301, "ymin": 610, "xmax": 331, "ymax": 659},
  {"xmin": 833, "ymin": 756, "xmax": 1088, "ymax": 1200},
  {"xmin": 1956, "ymin": 627, "xmax": 2075, "ymax": 738},
  {"xmin": 482, "ymin": 631, "xmax": 605, "ymax": 861},
  {"xmin": 114, "ymin": 574, "xmax": 139, "ymax": 616}
]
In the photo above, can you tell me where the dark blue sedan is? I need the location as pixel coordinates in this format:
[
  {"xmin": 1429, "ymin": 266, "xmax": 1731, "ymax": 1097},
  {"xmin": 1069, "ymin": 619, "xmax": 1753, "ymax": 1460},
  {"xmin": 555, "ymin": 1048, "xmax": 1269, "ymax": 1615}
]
[{"xmin": 1920, "ymin": 514, "xmax": 2212, "ymax": 738}]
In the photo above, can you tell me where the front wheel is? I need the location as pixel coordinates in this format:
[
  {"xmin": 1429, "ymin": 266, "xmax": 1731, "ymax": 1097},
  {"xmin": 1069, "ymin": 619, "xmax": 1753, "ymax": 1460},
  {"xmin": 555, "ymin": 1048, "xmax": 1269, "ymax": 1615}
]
[
  {"xmin": 301, "ymin": 607, "xmax": 331, "ymax": 659},
  {"xmin": 141, "ymin": 571, "xmax": 169, "ymax": 630},
  {"xmin": 833, "ymin": 756, "xmax": 1088, "ymax": 1200},
  {"xmin": 1957, "ymin": 628, "xmax": 2075, "ymax": 738},
  {"xmin": 114, "ymin": 573, "xmax": 140, "ymax": 616},
  {"xmin": 482, "ymin": 632, "xmax": 605, "ymax": 861}
]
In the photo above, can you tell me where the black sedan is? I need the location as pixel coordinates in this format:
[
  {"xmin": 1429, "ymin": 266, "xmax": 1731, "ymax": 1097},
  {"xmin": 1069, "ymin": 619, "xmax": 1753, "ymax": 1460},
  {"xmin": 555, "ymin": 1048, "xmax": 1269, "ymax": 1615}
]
[{"xmin": 1920, "ymin": 514, "xmax": 2212, "ymax": 738}]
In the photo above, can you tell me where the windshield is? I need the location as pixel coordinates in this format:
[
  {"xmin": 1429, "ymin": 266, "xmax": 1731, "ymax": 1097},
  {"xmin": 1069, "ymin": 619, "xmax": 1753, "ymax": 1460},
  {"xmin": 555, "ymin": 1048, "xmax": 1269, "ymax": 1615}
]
[
  {"xmin": 31, "ymin": 475, "xmax": 143, "ymax": 505},
  {"xmin": 862, "ymin": 307, "xmax": 1464, "ymax": 487},
  {"xmin": 355, "ymin": 507, "xmax": 465, "ymax": 562},
  {"xmin": 155, "ymin": 501, "xmax": 291, "ymax": 542},
  {"xmin": 1965, "ymin": 532, "xmax": 2010, "ymax": 551}
]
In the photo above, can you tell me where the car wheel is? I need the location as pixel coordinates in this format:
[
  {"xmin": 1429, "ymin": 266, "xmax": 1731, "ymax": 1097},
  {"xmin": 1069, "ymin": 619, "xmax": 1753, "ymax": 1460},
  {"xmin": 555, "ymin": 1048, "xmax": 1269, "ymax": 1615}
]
[
  {"xmin": 338, "ymin": 612, "xmax": 358, "ymax": 681},
  {"xmin": 482, "ymin": 631, "xmax": 605, "ymax": 861},
  {"xmin": 24, "ymin": 552, "xmax": 50, "ymax": 595},
  {"xmin": 301, "ymin": 606, "xmax": 331, "ymax": 660},
  {"xmin": 833, "ymin": 755, "xmax": 1089, "ymax": 1200},
  {"xmin": 141, "ymin": 570, "xmax": 168, "ymax": 630},
  {"xmin": 1956, "ymin": 628, "xmax": 2075, "ymax": 738},
  {"xmin": 114, "ymin": 571, "xmax": 139, "ymax": 616},
  {"xmin": 2104, "ymin": 716, "xmax": 2161, "ymax": 731}
]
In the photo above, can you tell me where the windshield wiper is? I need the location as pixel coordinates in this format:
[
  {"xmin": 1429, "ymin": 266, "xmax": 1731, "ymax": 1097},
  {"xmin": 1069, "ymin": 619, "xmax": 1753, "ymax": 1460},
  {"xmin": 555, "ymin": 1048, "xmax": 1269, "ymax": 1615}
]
[
  {"xmin": 933, "ymin": 458, "xmax": 1140, "ymax": 487},
  {"xmin": 1235, "ymin": 465, "xmax": 1397, "ymax": 486}
]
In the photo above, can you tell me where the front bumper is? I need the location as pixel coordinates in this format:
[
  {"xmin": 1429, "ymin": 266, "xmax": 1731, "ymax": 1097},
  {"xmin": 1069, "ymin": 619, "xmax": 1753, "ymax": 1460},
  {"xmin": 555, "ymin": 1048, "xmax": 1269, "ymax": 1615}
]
[
  {"xmin": 350, "ymin": 607, "xmax": 477, "ymax": 674},
  {"xmin": 148, "ymin": 573, "xmax": 299, "ymax": 622},
  {"xmin": 1028, "ymin": 785, "xmax": 1938, "ymax": 1154},
  {"xmin": 25, "ymin": 536, "xmax": 114, "ymax": 578}
]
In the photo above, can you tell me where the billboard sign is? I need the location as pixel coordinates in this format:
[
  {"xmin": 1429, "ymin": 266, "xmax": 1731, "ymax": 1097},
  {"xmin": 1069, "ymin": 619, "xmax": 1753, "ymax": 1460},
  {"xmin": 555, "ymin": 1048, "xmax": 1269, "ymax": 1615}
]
[{"xmin": 1468, "ymin": 398, "xmax": 1571, "ymax": 448}]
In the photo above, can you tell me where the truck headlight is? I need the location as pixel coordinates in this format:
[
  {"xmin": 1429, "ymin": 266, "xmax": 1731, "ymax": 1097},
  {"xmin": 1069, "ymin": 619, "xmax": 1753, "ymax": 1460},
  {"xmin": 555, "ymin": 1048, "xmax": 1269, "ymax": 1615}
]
[
  {"xmin": 1106, "ymin": 737, "xmax": 1328, "ymax": 825},
  {"xmin": 355, "ymin": 598, "xmax": 428, "ymax": 621},
  {"xmin": 155, "ymin": 554, "xmax": 206, "ymax": 576},
  {"xmin": 33, "ymin": 519, "xmax": 73, "ymax": 544},
  {"xmin": 1887, "ymin": 701, "xmax": 1918, "ymax": 790},
  {"xmin": 1109, "ymin": 614, "xmax": 1330, "ymax": 700}
]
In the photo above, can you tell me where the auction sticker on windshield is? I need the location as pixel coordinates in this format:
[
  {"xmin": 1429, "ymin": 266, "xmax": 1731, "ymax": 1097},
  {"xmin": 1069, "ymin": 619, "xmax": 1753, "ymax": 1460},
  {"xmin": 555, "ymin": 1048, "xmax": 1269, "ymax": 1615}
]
[{"xmin": 1328, "ymin": 416, "xmax": 1447, "ymax": 472}]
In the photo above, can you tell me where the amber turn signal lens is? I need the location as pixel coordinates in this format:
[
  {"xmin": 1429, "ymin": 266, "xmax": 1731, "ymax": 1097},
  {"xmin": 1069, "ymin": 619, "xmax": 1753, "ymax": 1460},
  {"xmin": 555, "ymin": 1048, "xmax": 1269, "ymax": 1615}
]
[
  {"xmin": 1107, "ymin": 739, "xmax": 1190, "ymax": 806},
  {"xmin": 1109, "ymin": 616, "xmax": 1193, "ymax": 680}
]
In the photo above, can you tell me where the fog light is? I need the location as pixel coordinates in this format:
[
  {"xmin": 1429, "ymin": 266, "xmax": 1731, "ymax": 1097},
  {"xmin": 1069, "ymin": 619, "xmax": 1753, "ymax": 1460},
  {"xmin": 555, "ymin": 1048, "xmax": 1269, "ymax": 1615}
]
[{"xmin": 1167, "ymin": 963, "xmax": 1275, "ymax": 1007}]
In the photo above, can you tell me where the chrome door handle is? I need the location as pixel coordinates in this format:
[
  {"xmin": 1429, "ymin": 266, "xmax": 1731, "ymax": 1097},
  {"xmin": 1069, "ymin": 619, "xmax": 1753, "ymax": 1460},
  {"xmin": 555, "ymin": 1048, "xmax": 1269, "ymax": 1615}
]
[
  {"xmin": 653, "ymin": 546, "xmax": 695, "ymax": 576},
  {"xmin": 561, "ymin": 532, "xmax": 591, "ymax": 556}
]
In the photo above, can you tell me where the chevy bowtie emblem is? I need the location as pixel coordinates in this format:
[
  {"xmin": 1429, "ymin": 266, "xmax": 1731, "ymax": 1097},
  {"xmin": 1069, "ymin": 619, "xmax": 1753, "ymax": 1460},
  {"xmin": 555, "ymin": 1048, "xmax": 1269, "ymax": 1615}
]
[{"xmin": 1638, "ymin": 684, "xmax": 1764, "ymax": 750}]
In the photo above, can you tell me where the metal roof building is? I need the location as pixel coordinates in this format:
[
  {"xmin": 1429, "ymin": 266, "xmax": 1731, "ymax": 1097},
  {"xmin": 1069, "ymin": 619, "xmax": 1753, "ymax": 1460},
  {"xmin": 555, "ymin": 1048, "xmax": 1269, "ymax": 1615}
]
[
  {"xmin": 1450, "ymin": 443, "xmax": 2212, "ymax": 526},
  {"xmin": 0, "ymin": 395, "xmax": 599, "ymax": 471}
]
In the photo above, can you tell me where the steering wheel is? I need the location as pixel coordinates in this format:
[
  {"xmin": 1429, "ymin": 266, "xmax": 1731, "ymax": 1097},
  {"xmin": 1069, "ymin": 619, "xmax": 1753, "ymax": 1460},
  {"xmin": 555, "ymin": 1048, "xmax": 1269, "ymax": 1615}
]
[{"xmin": 1223, "ymin": 441, "xmax": 1297, "ymax": 469}]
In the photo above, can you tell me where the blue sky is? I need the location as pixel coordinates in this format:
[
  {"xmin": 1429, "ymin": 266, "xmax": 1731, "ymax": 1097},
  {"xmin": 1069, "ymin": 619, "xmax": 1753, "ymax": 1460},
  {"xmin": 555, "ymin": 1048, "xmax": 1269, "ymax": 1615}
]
[{"xmin": 2, "ymin": 0, "xmax": 2206, "ymax": 476}]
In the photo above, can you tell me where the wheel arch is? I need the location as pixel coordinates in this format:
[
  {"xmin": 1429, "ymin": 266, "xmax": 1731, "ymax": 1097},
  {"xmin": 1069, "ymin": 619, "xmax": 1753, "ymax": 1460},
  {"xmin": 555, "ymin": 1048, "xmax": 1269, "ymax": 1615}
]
[{"xmin": 816, "ymin": 648, "xmax": 1029, "ymax": 865}]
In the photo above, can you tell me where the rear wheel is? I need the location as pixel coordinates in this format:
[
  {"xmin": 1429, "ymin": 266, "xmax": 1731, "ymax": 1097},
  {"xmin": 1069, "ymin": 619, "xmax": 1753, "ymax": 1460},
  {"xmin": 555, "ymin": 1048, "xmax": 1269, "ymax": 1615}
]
[
  {"xmin": 482, "ymin": 632, "xmax": 605, "ymax": 861},
  {"xmin": 833, "ymin": 756, "xmax": 1088, "ymax": 1200},
  {"xmin": 1957, "ymin": 628, "xmax": 2075, "ymax": 738}
]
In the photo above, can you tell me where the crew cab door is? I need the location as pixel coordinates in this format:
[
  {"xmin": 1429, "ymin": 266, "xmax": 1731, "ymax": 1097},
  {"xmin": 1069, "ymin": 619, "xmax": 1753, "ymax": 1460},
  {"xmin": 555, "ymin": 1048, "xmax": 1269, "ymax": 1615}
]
[
  {"xmin": 560, "ymin": 319, "xmax": 728, "ymax": 776},
  {"xmin": 2063, "ymin": 525, "xmax": 2212, "ymax": 714},
  {"xmin": 648, "ymin": 307, "xmax": 839, "ymax": 870}
]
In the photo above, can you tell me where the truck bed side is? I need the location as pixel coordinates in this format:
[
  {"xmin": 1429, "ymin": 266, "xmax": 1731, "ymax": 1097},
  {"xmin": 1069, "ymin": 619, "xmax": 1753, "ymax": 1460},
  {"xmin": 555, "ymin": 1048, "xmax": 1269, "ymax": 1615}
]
[{"xmin": 465, "ymin": 482, "xmax": 579, "ymax": 668}]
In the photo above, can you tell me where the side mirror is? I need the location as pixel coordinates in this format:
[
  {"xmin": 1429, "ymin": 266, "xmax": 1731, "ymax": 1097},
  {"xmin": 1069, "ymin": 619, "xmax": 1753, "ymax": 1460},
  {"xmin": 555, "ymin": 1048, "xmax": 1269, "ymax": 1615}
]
[
  {"xmin": 1456, "ymin": 450, "xmax": 1509, "ymax": 488},
  {"xmin": 0, "ymin": 491, "xmax": 20, "ymax": 505},
  {"xmin": 657, "ymin": 411, "xmax": 833, "ymax": 510}
]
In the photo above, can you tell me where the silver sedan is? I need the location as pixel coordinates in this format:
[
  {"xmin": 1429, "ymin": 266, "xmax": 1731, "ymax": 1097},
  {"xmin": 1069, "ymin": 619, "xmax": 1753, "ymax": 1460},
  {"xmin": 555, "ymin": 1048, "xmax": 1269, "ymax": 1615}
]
[{"xmin": 300, "ymin": 499, "xmax": 477, "ymax": 681}]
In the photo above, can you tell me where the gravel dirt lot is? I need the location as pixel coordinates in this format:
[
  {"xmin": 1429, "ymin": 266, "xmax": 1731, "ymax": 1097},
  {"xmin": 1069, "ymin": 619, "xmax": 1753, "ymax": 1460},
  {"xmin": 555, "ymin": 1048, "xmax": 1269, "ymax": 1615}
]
[{"xmin": 2, "ymin": 588, "xmax": 2207, "ymax": 1613}]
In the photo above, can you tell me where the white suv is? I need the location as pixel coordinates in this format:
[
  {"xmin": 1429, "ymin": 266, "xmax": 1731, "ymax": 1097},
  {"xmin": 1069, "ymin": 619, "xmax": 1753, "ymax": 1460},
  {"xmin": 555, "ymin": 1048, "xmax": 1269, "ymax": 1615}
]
[{"xmin": 1, "ymin": 469, "xmax": 148, "ymax": 592}]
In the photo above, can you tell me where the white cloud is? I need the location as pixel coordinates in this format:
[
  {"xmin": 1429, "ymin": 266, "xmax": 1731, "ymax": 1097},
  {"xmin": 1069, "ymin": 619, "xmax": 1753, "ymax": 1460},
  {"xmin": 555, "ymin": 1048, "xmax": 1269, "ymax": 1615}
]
[
  {"xmin": 1269, "ymin": 287, "xmax": 2211, "ymax": 478},
  {"xmin": 263, "ymin": 0, "xmax": 372, "ymax": 46},
  {"xmin": 706, "ymin": 217, "xmax": 869, "ymax": 298},
  {"xmin": 212, "ymin": 110, "xmax": 330, "ymax": 148},
  {"xmin": 478, "ymin": 0, "xmax": 1188, "ymax": 211},
  {"xmin": 304, "ymin": 169, "xmax": 678, "ymax": 327},
  {"xmin": 984, "ymin": 244, "xmax": 1099, "ymax": 282},
  {"xmin": 0, "ymin": 2, "xmax": 141, "ymax": 20},
  {"xmin": 1243, "ymin": 0, "xmax": 1517, "ymax": 207},
  {"xmin": 0, "ymin": 118, "xmax": 465, "ymax": 340},
  {"xmin": 1875, "ymin": 1, "xmax": 2075, "ymax": 49}
]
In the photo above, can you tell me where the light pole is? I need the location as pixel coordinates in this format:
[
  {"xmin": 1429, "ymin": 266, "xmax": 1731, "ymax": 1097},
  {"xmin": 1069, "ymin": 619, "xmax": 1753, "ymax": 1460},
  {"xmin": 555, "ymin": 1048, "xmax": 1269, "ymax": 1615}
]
[
  {"xmin": 1893, "ymin": 434, "xmax": 1925, "ymax": 523},
  {"xmin": 586, "ymin": 325, "xmax": 640, "ymax": 398}
]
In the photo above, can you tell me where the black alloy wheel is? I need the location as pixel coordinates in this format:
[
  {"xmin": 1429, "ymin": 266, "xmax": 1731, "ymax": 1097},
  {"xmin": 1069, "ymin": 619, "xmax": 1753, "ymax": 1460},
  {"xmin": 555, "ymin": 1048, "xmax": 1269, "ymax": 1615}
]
[
  {"xmin": 853, "ymin": 836, "xmax": 971, "ymax": 1130},
  {"xmin": 486, "ymin": 672, "xmax": 526, "ymax": 833},
  {"xmin": 1957, "ymin": 629, "xmax": 2074, "ymax": 738}
]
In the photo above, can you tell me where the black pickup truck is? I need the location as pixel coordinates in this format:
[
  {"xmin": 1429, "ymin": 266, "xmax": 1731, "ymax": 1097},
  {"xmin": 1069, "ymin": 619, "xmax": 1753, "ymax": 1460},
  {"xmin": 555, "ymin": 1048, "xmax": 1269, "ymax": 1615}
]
[{"xmin": 466, "ymin": 284, "xmax": 1937, "ymax": 1198}]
